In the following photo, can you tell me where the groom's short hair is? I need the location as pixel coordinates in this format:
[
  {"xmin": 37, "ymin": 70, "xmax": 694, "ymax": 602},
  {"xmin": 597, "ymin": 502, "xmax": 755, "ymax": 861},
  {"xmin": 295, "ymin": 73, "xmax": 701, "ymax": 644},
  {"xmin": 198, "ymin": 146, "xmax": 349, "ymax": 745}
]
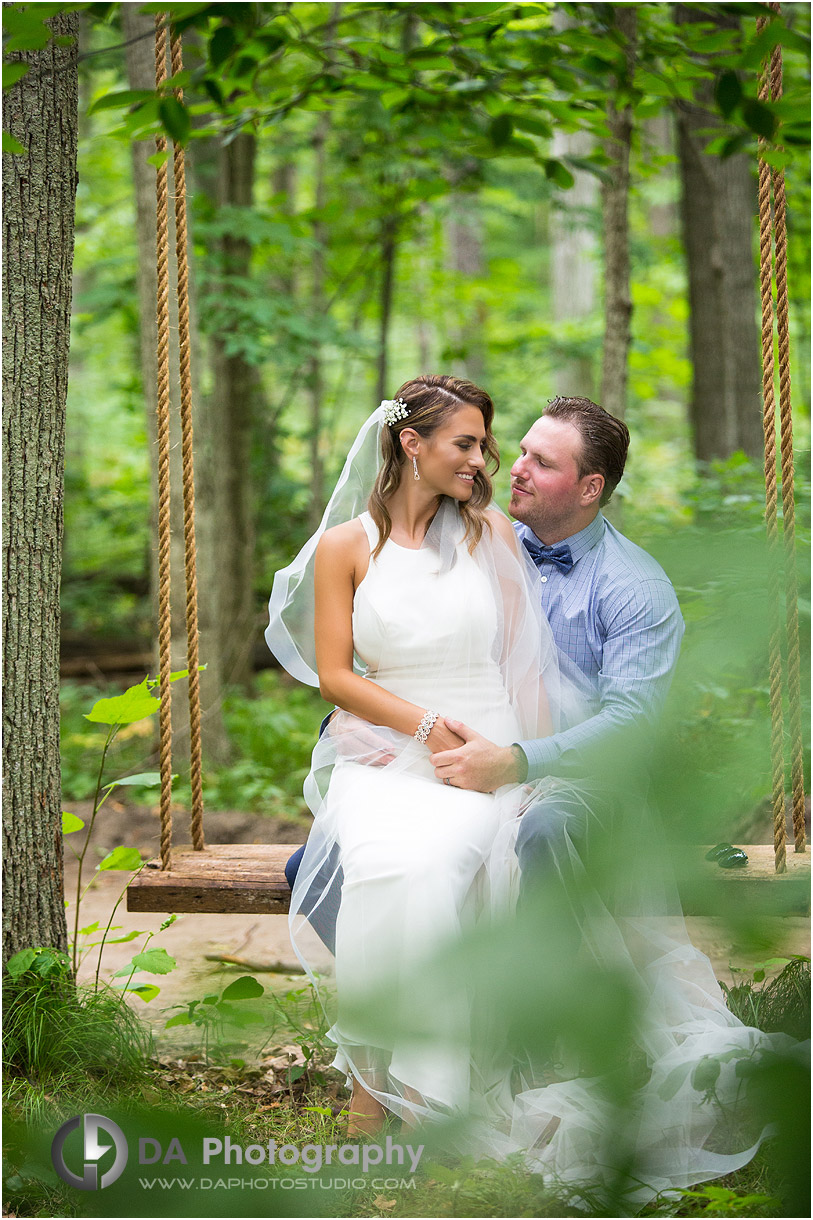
[{"xmin": 543, "ymin": 397, "xmax": 630, "ymax": 505}]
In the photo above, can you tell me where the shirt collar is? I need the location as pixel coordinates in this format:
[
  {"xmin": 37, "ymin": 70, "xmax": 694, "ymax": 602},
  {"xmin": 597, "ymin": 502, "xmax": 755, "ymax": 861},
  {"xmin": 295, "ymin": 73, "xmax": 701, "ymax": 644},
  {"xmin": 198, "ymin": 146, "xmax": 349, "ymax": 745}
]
[{"xmin": 519, "ymin": 512, "xmax": 605, "ymax": 568}]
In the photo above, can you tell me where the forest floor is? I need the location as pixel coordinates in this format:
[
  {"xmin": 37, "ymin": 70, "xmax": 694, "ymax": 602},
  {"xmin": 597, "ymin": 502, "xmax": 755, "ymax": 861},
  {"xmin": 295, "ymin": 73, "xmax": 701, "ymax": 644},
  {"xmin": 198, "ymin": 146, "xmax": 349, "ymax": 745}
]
[{"xmin": 65, "ymin": 800, "xmax": 810, "ymax": 1040}]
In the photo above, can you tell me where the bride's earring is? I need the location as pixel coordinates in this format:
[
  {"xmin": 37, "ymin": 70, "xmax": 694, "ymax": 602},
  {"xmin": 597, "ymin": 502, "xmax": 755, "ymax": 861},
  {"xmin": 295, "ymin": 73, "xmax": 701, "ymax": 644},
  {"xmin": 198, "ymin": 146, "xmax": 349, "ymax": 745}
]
[{"xmin": 412, "ymin": 455, "xmax": 420, "ymax": 481}]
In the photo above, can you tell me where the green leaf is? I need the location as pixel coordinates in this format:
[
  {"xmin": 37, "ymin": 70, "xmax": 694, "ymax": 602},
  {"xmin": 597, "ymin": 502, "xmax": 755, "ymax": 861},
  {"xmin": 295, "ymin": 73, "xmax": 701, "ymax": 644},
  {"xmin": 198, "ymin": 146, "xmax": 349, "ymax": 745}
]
[
  {"xmin": 202, "ymin": 77, "xmax": 224, "ymax": 108},
  {"xmin": 146, "ymin": 665, "xmax": 206, "ymax": 689},
  {"xmin": 3, "ymin": 63, "xmax": 29, "ymax": 91},
  {"xmin": 4, "ymin": 20, "xmax": 52, "ymax": 54},
  {"xmin": 165, "ymin": 1011, "xmax": 193, "ymax": 1028},
  {"xmin": 84, "ymin": 678, "xmax": 160, "ymax": 725},
  {"xmin": 512, "ymin": 113, "xmax": 553, "ymax": 138},
  {"xmin": 222, "ymin": 974, "xmax": 265, "ymax": 1001},
  {"xmin": 741, "ymin": 98, "xmax": 777, "ymax": 140},
  {"xmin": 99, "ymin": 846, "xmax": 144, "ymax": 871},
  {"xmin": 489, "ymin": 113, "xmax": 513, "ymax": 147},
  {"xmin": 715, "ymin": 71, "xmax": 742, "ymax": 120},
  {"xmin": 2, "ymin": 131, "xmax": 26, "ymax": 154},
  {"xmin": 62, "ymin": 810, "xmax": 85, "ymax": 834},
  {"xmin": 103, "ymin": 771, "xmax": 164, "ymax": 792},
  {"xmin": 147, "ymin": 149, "xmax": 169, "ymax": 169},
  {"xmin": 158, "ymin": 97, "xmax": 190, "ymax": 146},
  {"xmin": 126, "ymin": 983, "xmax": 160, "ymax": 1002},
  {"xmin": 691, "ymin": 1056, "xmax": 721, "ymax": 1093},
  {"xmin": 106, "ymin": 930, "xmax": 145, "ymax": 945},
  {"xmin": 544, "ymin": 158, "xmax": 575, "ymax": 189},
  {"xmin": 209, "ymin": 25, "xmax": 236, "ymax": 69},
  {"xmin": 6, "ymin": 949, "xmax": 36, "ymax": 979},
  {"xmin": 77, "ymin": 922, "xmax": 100, "ymax": 935},
  {"xmin": 89, "ymin": 89, "xmax": 155, "ymax": 115},
  {"xmin": 657, "ymin": 1062, "xmax": 690, "ymax": 1102},
  {"xmin": 130, "ymin": 946, "xmax": 176, "ymax": 975}
]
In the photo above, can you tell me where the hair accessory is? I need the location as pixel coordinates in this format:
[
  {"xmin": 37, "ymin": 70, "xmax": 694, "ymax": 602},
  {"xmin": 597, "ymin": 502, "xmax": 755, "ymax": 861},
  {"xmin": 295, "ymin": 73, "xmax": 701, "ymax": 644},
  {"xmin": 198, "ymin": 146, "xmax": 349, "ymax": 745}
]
[
  {"xmin": 412, "ymin": 455, "xmax": 420, "ymax": 481},
  {"xmin": 414, "ymin": 709, "xmax": 439, "ymax": 745},
  {"xmin": 380, "ymin": 398, "xmax": 409, "ymax": 427}
]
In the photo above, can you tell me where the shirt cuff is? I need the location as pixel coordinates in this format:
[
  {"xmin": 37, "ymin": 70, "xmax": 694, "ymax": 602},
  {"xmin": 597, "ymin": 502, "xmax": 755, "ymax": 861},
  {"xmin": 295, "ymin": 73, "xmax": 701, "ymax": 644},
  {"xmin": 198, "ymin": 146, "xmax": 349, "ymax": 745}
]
[{"xmin": 516, "ymin": 736, "xmax": 561, "ymax": 782}]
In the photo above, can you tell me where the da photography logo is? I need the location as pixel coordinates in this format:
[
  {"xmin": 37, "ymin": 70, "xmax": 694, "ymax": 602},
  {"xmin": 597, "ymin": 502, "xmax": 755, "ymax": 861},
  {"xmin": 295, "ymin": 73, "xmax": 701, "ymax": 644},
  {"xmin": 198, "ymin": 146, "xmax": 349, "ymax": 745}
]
[{"xmin": 51, "ymin": 1113, "xmax": 128, "ymax": 1190}]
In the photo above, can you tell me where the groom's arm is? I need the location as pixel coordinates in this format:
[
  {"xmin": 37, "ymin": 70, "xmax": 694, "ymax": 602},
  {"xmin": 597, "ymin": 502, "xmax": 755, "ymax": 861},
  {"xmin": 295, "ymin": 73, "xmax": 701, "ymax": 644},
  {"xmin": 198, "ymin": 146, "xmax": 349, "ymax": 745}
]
[
  {"xmin": 517, "ymin": 577, "xmax": 684, "ymax": 783},
  {"xmin": 433, "ymin": 578, "xmax": 683, "ymax": 791}
]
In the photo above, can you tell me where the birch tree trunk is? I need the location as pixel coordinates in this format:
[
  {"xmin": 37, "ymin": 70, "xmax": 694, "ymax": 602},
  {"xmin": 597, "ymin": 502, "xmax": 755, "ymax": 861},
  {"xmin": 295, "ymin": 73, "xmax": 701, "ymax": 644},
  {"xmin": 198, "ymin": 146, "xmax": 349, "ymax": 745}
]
[{"xmin": 2, "ymin": 12, "xmax": 79, "ymax": 961}]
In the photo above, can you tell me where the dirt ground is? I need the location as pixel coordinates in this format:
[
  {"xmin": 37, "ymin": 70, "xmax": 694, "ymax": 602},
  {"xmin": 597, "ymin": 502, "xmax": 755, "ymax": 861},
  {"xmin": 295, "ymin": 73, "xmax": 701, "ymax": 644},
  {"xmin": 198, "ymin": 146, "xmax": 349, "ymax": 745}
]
[{"xmin": 65, "ymin": 801, "xmax": 810, "ymax": 1048}]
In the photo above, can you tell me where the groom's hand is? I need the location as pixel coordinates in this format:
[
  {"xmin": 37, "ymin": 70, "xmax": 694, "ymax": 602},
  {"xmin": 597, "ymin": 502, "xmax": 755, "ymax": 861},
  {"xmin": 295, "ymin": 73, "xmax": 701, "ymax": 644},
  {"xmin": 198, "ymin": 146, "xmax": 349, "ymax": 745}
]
[{"xmin": 430, "ymin": 719, "xmax": 523, "ymax": 792}]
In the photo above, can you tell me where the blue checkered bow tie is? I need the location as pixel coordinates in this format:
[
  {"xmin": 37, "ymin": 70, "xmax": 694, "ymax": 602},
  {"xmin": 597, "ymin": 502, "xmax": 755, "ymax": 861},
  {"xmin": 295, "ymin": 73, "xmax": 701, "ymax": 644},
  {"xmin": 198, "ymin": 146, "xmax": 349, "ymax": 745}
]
[{"xmin": 522, "ymin": 537, "xmax": 574, "ymax": 573}]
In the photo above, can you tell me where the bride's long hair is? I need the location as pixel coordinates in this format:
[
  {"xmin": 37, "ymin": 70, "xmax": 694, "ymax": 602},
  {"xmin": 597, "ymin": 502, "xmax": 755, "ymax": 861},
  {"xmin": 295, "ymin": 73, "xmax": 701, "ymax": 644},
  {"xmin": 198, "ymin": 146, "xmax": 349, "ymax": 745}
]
[{"xmin": 369, "ymin": 374, "xmax": 500, "ymax": 557}]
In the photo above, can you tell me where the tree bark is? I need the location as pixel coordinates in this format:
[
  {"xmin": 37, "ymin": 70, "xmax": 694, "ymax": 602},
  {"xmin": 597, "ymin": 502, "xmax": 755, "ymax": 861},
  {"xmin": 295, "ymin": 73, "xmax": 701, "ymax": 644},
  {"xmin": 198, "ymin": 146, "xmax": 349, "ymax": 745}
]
[
  {"xmin": 445, "ymin": 192, "xmax": 486, "ymax": 382},
  {"xmin": 209, "ymin": 132, "xmax": 258, "ymax": 688},
  {"xmin": 675, "ymin": 6, "xmax": 763, "ymax": 463},
  {"xmin": 600, "ymin": 5, "xmax": 638, "ymax": 421},
  {"xmin": 2, "ymin": 12, "xmax": 79, "ymax": 961},
  {"xmin": 376, "ymin": 216, "xmax": 398, "ymax": 403},
  {"xmin": 123, "ymin": 8, "xmax": 229, "ymax": 760},
  {"xmin": 307, "ymin": 114, "xmax": 329, "ymax": 530}
]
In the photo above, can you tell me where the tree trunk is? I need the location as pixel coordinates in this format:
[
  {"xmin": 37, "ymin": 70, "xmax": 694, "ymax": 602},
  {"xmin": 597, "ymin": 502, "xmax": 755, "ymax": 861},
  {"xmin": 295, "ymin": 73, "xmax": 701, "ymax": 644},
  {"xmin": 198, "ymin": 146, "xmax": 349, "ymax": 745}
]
[
  {"xmin": 445, "ymin": 193, "xmax": 486, "ymax": 382},
  {"xmin": 550, "ymin": 128, "xmax": 599, "ymax": 398},
  {"xmin": 675, "ymin": 6, "xmax": 763, "ymax": 463},
  {"xmin": 2, "ymin": 12, "xmax": 79, "ymax": 961},
  {"xmin": 123, "ymin": 8, "xmax": 229, "ymax": 760},
  {"xmin": 307, "ymin": 114, "xmax": 330, "ymax": 530},
  {"xmin": 209, "ymin": 133, "xmax": 258, "ymax": 688},
  {"xmin": 600, "ymin": 5, "xmax": 637, "ymax": 421},
  {"xmin": 376, "ymin": 216, "xmax": 398, "ymax": 403}
]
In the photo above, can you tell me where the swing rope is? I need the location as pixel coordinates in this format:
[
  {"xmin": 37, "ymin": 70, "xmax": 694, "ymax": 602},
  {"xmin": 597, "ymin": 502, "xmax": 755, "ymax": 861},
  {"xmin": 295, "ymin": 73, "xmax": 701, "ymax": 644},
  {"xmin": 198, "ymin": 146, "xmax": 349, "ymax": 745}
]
[
  {"xmin": 768, "ymin": 8, "xmax": 806, "ymax": 857},
  {"xmin": 170, "ymin": 28, "xmax": 205, "ymax": 854},
  {"xmin": 757, "ymin": 2, "xmax": 806, "ymax": 873},
  {"xmin": 154, "ymin": 14, "xmax": 205, "ymax": 868},
  {"xmin": 154, "ymin": 15, "xmax": 173, "ymax": 870}
]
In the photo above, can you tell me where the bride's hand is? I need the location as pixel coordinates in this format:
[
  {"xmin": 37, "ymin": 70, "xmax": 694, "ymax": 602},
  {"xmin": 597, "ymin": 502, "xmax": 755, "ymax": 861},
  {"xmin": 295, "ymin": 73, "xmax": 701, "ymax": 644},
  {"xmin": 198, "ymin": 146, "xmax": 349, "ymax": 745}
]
[{"xmin": 425, "ymin": 720, "xmax": 465, "ymax": 753}]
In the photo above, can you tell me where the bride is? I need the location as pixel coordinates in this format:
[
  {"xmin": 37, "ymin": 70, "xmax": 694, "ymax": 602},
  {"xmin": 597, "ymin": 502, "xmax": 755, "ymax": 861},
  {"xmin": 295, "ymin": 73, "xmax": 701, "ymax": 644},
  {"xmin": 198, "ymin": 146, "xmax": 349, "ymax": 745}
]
[{"xmin": 266, "ymin": 374, "xmax": 798, "ymax": 1207}]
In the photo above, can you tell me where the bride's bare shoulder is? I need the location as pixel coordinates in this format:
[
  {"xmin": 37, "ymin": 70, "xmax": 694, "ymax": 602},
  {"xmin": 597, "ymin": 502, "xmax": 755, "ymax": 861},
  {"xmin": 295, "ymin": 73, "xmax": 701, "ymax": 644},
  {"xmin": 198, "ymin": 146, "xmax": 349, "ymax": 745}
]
[
  {"xmin": 486, "ymin": 508, "xmax": 520, "ymax": 552},
  {"xmin": 316, "ymin": 518, "xmax": 367, "ymax": 559}
]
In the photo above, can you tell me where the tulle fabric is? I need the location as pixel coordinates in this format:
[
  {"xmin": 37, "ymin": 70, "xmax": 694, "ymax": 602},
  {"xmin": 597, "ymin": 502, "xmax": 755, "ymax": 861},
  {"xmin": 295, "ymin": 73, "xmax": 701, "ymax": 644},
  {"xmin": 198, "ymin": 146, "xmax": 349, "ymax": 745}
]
[{"xmin": 265, "ymin": 411, "xmax": 803, "ymax": 1210}]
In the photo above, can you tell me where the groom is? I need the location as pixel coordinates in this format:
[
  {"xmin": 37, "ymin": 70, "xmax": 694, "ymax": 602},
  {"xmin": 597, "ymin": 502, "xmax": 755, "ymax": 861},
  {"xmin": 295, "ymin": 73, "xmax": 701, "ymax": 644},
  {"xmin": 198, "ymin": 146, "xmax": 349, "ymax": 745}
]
[{"xmin": 430, "ymin": 395, "xmax": 684, "ymax": 890}]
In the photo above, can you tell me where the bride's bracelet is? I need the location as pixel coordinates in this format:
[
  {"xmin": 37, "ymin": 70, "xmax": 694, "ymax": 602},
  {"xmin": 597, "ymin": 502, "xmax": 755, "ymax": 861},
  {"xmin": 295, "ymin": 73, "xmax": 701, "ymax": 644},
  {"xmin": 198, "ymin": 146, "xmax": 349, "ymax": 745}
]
[{"xmin": 414, "ymin": 709, "xmax": 439, "ymax": 745}]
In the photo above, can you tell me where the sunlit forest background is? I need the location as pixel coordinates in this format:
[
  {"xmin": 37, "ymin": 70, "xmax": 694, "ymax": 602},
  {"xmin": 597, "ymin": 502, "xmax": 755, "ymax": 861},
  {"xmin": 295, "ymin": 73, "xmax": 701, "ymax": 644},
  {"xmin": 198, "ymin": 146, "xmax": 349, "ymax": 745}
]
[{"xmin": 58, "ymin": 1, "xmax": 810, "ymax": 834}]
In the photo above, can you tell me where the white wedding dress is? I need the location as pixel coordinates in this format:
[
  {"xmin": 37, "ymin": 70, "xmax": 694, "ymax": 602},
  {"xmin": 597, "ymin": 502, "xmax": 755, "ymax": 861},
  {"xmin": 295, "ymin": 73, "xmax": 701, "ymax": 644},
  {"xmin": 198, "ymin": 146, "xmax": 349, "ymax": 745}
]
[
  {"xmin": 327, "ymin": 511, "xmax": 524, "ymax": 1113},
  {"xmin": 271, "ymin": 492, "xmax": 802, "ymax": 1211}
]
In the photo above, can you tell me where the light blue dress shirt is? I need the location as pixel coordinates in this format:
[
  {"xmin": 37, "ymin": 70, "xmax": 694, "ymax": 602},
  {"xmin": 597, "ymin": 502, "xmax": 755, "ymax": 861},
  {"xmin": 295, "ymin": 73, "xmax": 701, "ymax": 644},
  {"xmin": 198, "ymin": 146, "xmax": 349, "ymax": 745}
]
[{"xmin": 514, "ymin": 513, "xmax": 684, "ymax": 783}]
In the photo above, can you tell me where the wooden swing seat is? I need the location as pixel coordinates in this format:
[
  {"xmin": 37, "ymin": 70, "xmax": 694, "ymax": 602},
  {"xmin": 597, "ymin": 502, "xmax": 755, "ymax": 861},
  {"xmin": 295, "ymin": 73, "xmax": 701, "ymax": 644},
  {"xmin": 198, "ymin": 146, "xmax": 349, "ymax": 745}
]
[
  {"xmin": 127, "ymin": 844, "xmax": 300, "ymax": 914},
  {"xmin": 126, "ymin": 841, "xmax": 810, "ymax": 916}
]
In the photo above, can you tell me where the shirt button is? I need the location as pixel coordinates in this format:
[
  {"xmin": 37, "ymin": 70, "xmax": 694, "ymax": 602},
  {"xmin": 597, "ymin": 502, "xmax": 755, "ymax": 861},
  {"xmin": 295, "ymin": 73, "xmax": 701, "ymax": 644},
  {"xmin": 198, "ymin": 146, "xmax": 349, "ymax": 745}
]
[{"xmin": 540, "ymin": 575, "xmax": 548, "ymax": 583}]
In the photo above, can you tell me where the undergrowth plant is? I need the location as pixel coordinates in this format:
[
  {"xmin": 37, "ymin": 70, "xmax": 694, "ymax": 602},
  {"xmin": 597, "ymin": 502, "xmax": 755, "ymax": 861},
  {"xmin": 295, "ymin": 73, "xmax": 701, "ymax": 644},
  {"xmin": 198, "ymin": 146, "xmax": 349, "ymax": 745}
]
[{"xmin": 719, "ymin": 957, "xmax": 811, "ymax": 1041}]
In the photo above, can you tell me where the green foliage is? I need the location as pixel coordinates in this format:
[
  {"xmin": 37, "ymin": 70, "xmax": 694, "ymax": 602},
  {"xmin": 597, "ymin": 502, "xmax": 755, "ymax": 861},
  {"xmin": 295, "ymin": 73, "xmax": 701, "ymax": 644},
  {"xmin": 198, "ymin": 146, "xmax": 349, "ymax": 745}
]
[
  {"xmin": 171, "ymin": 669, "xmax": 327, "ymax": 818},
  {"xmin": 2, "ymin": 950, "xmax": 151, "ymax": 1093},
  {"xmin": 719, "ymin": 957, "xmax": 811, "ymax": 1042}
]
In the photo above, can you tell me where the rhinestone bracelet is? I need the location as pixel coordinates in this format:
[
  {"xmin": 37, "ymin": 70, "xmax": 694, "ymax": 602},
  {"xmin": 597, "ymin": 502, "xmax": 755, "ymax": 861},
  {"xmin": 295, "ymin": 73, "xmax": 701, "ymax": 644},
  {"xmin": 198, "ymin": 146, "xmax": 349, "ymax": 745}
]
[{"xmin": 414, "ymin": 709, "xmax": 439, "ymax": 746}]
